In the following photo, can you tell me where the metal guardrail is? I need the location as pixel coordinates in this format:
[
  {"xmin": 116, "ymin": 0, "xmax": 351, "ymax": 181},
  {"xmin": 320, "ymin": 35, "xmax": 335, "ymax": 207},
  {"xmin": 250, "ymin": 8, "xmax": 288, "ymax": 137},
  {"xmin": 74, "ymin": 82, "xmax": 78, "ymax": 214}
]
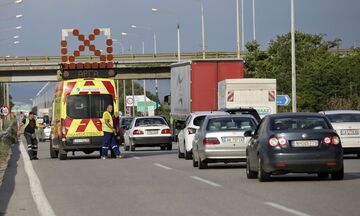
[{"xmin": 0, "ymin": 49, "xmax": 354, "ymax": 65}]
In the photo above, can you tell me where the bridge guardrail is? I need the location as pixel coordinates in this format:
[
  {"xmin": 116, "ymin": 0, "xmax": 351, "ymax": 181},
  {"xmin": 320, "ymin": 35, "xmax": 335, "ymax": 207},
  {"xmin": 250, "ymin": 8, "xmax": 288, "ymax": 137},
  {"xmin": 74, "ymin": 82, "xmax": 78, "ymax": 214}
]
[{"xmin": 0, "ymin": 49, "xmax": 354, "ymax": 65}]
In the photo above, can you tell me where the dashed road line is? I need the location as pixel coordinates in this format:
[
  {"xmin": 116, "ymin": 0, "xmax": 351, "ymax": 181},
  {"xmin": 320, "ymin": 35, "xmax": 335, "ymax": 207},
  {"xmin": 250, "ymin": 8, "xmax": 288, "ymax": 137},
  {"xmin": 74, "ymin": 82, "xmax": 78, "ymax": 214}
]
[
  {"xmin": 19, "ymin": 139, "xmax": 56, "ymax": 216},
  {"xmin": 265, "ymin": 202, "xmax": 311, "ymax": 216},
  {"xmin": 154, "ymin": 163, "xmax": 173, "ymax": 170},
  {"xmin": 191, "ymin": 176, "xmax": 222, "ymax": 187}
]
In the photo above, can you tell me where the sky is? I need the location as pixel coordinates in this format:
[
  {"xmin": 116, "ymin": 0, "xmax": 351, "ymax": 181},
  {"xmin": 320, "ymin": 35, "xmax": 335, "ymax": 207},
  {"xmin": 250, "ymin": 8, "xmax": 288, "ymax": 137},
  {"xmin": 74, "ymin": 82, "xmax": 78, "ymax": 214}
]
[{"xmin": 1, "ymin": 0, "xmax": 360, "ymax": 104}]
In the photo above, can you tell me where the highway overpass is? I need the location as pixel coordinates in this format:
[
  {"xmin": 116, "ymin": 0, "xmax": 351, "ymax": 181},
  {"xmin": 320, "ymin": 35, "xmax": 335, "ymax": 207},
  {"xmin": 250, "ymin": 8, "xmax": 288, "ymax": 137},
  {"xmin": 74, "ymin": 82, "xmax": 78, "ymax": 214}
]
[{"xmin": 0, "ymin": 49, "xmax": 353, "ymax": 82}]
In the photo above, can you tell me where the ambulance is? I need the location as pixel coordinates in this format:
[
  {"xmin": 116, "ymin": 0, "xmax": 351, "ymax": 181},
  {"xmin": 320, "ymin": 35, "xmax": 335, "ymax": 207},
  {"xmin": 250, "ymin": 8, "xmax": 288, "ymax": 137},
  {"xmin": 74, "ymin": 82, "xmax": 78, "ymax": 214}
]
[{"xmin": 50, "ymin": 78, "xmax": 118, "ymax": 160}]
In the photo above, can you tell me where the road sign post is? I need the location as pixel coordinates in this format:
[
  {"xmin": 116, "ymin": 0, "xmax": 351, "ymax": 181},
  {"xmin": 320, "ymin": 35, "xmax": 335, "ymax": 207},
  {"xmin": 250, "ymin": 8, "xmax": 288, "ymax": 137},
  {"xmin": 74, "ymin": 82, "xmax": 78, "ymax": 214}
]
[{"xmin": 277, "ymin": 95, "xmax": 291, "ymax": 106}]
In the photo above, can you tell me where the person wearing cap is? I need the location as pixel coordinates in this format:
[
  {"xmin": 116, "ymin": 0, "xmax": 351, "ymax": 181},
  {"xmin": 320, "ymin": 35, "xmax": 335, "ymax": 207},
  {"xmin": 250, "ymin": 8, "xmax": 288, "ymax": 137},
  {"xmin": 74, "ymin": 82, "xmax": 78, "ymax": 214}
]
[
  {"xmin": 17, "ymin": 112, "xmax": 46, "ymax": 160},
  {"xmin": 101, "ymin": 104, "xmax": 121, "ymax": 159}
]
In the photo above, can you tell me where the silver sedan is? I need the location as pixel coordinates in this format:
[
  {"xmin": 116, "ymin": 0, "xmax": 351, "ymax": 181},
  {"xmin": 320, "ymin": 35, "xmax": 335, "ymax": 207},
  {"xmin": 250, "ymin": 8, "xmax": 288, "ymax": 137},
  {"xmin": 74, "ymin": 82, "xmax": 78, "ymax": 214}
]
[{"xmin": 192, "ymin": 115, "xmax": 258, "ymax": 169}]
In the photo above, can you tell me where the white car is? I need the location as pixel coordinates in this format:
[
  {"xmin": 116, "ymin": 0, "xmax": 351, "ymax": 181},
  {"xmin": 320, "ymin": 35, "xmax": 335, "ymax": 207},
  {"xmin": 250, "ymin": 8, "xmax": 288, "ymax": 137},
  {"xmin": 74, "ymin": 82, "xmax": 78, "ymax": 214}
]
[
  {"xmin": 39, "ymin": 126, "xmax": 51, "ymax": 142},
  {"xmin": 124, "ymin": 116, "xmax": 172, "ymax": 151},
  {"xmin": 192, "ymin": 115, "xmax": 258, "ymax": 169},
  {"xmin": 177, "ymin": 111, "xmax": 228, "ymax": 160},
  {"xmin": 320, "ymin": 110, "xmax": 360, "ymax": 158}
]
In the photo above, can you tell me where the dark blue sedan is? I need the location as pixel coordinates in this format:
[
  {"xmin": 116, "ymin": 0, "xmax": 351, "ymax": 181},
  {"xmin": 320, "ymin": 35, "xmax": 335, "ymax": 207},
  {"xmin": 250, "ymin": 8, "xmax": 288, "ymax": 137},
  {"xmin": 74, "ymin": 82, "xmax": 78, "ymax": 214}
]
[{"xmin": 245, "ymin": 113, "xmax": 344, "ymax": 182}]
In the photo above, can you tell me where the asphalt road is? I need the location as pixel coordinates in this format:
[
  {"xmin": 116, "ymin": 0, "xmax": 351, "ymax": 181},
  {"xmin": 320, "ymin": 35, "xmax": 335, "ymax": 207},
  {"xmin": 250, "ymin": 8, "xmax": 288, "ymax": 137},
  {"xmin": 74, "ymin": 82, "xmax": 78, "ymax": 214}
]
[{"xmin": 1, "ymin": 138, "xmax": 360, "ymax": 216}]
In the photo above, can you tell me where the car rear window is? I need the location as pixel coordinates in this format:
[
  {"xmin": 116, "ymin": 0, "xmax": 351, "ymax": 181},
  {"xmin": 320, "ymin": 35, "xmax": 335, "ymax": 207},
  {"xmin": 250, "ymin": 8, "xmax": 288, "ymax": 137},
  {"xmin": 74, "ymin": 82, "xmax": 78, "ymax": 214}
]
[
  {"xmin": 271, "ymin": 116, "xmax": 330, "ymax": 131},
  {"xmin": 326, "ymin": 113, "xmax": 360, "ymax": 123},
  {"xmin": 135, "ymin": 118, "xmax": 167, "ymax": 127},
  {"xmin": 193, "ymin": 116, "xmax": 206, "ymax": 127},
  {"xmin": 206, "ymin": 117, "xmax": 257, "ymax": 132},
  {"xmin": 121, "ymin": 118, "xmax": 133, "ymax": 126}
]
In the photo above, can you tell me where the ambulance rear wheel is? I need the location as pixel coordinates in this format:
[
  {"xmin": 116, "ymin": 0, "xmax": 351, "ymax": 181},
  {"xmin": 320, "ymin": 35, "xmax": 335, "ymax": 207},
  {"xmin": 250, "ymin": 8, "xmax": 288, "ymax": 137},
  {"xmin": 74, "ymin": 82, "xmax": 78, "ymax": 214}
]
[
  {"xmin": 59, "ymin": 152, "xmax": 67, "ymax": 160},
  {"xmin": 58, "ymin": 145, "xmax": 67, "ymax": 160},
  {"xmin": 49, "ymin": 141, "xmax": 58, "ymax": 159}
]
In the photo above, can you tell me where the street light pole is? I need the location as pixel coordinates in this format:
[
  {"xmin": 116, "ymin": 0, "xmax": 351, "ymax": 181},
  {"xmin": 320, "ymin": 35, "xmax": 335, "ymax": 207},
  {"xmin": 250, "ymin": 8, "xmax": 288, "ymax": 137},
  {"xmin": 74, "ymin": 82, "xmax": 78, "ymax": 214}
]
[
  {"xmin": 131, "ymin": 25, "xmax": 157, "ymax": 55},
  {"xmin": 291, "ymin": 0, "xmax": 297, "ymax": 112},
  {"xmin": 143, "ymin": 80, "xmax": 147, "ymax": 115},
  {"xmin": 241, "ymin": 0, "xmax": 245, "ymax": 51},
  {"xmin": 200, "ymin": 0, "xmax": 206, "ymax": 59},
  {"xmin": 252, "ymin": 0, "xmax": 256, "ymax": 41},
  {"xmin": 152, "ymin": 8, "xmax": 181, "ymax": 62},
  {"xmin": 236, "ymin": 0, "xmax": 240, "ymax": 58},
  {"xmin": 132, "ymin": 80, "xmax": 135, "ymax": 117}
]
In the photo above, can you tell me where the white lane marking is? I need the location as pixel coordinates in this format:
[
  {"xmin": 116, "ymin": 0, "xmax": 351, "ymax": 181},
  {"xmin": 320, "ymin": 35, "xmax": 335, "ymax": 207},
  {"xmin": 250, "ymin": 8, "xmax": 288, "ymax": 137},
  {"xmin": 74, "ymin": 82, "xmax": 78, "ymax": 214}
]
[
  {"xmin": 191, "ymin": 176, "xmax": 222, "ymax": 187},
  {"xmin": 19, "ymin": 139, "xmax": 56, "ymax": 216},
  {"xmin": 265, "ymin": 202, "xmax": 311, "ymax": 216},
  {"xmin": 154, "ymin": 163, "xmax": 172, "ymax": 170}
]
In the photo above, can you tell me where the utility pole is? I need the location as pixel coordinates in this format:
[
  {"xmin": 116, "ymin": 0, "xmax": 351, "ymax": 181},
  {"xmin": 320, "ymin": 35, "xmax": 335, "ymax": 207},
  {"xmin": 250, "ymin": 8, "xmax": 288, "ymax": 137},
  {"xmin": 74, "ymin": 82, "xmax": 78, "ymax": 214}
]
[{"xmin": 291, "ymin": 0, "xmax": 297, "ymax": 112}]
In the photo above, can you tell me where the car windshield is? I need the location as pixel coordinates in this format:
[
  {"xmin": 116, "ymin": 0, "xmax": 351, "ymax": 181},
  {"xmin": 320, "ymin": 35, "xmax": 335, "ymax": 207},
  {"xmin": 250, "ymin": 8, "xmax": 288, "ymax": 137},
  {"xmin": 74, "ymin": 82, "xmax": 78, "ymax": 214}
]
[
  {"xmin": 326, "ymin": 113, "xmax": 360, "ymax": 123},
  {"xmin": 271, "ymin": 116, "xmax": 330, "ymax": 131},
  {"xmin": 135, "ymin": 118, "xmax": 167, "ymax": 127},
  {"xmin": 67, "ymin": 94, "xmax": 113, "ymax": 119},
  {"xmin": 206, "ymin": 117, "xmax": 257, "ymax": 132}
]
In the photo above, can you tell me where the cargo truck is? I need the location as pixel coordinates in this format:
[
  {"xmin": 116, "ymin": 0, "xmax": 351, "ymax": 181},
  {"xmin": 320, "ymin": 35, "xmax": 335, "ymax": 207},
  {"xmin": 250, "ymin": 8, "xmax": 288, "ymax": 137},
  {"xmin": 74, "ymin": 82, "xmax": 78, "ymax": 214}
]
[
  {"xmin": 170, "ymin": 59, "xmax": 245, "ymax": 140},
  {"xmin": 218, "ymin": 79, "xmax": 277, "ymax": 118}
]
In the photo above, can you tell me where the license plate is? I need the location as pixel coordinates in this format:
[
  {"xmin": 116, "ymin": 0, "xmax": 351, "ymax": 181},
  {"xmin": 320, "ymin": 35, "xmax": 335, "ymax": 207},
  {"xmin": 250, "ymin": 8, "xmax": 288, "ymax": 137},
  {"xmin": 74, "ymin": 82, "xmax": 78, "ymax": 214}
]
[
  {"xmin": 222, "ymin": 136, "xmax": 245, "ymax": 144},
  {"xmin": 146, "ymin": 130, "xmax": 159, "ymax": 135},
  {"xmin": 73, "ymin": 138, "xmax": 90, "ymax": 144},
  {"xmin": 340, "ymin": 129, "xmax": 359, "ymax": 135},
  {"xmin": 292, "ymin": 140, "xmax": 319, "ymax": 147}
]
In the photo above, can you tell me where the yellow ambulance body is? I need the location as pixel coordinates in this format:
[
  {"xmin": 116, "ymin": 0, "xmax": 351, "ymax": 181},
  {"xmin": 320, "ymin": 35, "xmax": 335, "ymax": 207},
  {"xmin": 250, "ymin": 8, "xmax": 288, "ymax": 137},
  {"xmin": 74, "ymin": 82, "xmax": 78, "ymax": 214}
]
[{"xmin": 51, "ymin": 78, "xmax": 118, "ymax": 160}]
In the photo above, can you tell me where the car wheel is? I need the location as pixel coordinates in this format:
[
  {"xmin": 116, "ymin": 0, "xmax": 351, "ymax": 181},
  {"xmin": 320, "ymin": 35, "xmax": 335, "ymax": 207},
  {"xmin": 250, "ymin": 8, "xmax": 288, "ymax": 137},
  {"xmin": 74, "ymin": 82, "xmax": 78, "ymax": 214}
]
[
  {"xmin": 160, "ymin": 146, "xmax": 166, "ymax": 151},
  {"xmin": 258, "ymin": 156, "xmax": 271, "ymax": 182},
  {"xmin": 130, "ymin": 144, "xmax": 135, "ymax": 152},
  {"xmin": 185, "ymin": 149, "xmax": 192, "ymax": 160},
  {"xmin": 192, "ymin": 152, "xmax": 198, "ymax": 167},
  {"xmin": 178, "ymin": 147, "xmax": 185, "ymax": 158},
  {"xmin": 246, "ymin": 156, "xmax": 257, "ymax": 179},
  {"xmin": 167, "ymin": 143, "xmax": 173, "ymax": 151},
  {"xmin": 198, "ymin": 155, "xmax": 207, "ymax": 169},
  {"xmin": 317, "ymin": 173, "xmax": 329, "ymax": 179},
  {"xmin": 331, "ymin": 165, "xmax": 344, "ymax": 180},
  {"xmin": 49, "ymin": 141, "xmax": 58, "ymax": 159},
  {"xmin": 357, "ymin": 153, "xmax": 360, "ymax": 159}
]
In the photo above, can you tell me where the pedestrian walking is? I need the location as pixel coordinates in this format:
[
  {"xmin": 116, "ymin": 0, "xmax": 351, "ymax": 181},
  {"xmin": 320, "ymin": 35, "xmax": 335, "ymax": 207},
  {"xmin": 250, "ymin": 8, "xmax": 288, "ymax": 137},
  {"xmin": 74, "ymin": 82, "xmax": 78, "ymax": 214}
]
[
  {"xmin": 17, "ymin": 112, "xmax": 45, "ymax": 160},
  {"xmin": 101, "ymin": 104, "xmax": 121, "ymax": 159}
]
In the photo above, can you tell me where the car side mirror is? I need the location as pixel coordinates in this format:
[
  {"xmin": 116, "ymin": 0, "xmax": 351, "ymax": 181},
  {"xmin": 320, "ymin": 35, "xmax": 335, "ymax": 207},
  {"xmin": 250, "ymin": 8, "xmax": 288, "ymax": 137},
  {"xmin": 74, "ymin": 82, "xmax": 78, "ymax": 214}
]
[{"xmin": 244, "ymin": 130, "xmax": 254, "ymax": 137}]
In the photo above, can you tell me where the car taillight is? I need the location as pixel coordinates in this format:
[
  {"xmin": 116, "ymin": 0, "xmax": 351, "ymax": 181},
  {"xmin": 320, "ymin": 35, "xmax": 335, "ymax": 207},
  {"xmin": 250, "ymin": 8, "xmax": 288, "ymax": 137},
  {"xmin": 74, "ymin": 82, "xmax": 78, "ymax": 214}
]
[
  {"xmin": 161, "ymin": 128, "xmax": 171, "ymax": 134},
  {"xmin": 187, "ymin": 127, "xmax": 197, "ymax": 134},
  {"xmin": 268, "ymin": 137, "xmax": 288, "ymax": 147},
  {"xmin": 323, "ymin": 136, "xmax": 340, "ymax": 145},
  {"xmin": 133, "ymin": 130, "xmax": 144, "ymax": 135},
  {"xmin": 203, "ymin": 138, "xmax": 220, "ymax": 145}
]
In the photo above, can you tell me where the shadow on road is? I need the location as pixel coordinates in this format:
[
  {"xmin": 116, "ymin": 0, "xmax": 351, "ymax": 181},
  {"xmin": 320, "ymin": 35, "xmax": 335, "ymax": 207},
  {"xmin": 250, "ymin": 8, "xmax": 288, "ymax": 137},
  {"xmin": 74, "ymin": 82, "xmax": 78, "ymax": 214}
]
[
  {"xmin": 0, "ymin": 143, "xmax": 21, "ymax": 216},
  {"xmin": 266, "ymin": 172, "xmax": 360, "ymax": 182},
  {"xmin": 205, "ymin": 163, "xmax": 246, "ymax": 169}
]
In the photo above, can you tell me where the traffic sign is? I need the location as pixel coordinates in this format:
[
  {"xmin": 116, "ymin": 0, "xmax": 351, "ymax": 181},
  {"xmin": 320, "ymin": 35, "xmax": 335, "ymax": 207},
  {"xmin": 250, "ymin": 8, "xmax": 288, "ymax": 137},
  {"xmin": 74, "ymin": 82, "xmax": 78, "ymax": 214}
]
[{"xmin": 277, "ymin": 95, "xmax": 291, "ymax": 106}]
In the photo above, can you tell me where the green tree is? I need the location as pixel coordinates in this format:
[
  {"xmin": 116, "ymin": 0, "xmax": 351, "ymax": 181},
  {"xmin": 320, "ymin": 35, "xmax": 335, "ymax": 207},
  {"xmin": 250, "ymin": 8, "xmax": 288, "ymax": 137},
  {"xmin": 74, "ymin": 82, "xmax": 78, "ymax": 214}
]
[{"xmin": 244, "ymin": 32, "xmax": 360, "ymax": 112}]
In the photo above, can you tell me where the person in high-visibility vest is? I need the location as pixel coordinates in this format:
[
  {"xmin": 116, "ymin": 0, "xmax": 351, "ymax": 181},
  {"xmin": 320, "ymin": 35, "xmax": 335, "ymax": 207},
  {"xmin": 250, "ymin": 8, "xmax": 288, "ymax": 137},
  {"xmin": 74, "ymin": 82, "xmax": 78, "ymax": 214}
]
[
  {"xmin": 17, "ymin": 112, "xmax": 46, "ymax": 160},
  {"xmin": 101, "ymin": 104, "xmax": 121, "ymax": 159}
]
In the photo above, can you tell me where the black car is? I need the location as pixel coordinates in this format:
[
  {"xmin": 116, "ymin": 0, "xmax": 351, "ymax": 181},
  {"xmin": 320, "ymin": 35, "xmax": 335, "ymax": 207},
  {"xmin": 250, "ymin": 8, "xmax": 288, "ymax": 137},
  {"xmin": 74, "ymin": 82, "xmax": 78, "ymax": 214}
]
[
  {"xmin": 245, "ymin": 112, "xmax": 344, "ymax": 182},
  {"xmin": 220, "ymin": 107, "xmax": 261, "ymax": 123}
]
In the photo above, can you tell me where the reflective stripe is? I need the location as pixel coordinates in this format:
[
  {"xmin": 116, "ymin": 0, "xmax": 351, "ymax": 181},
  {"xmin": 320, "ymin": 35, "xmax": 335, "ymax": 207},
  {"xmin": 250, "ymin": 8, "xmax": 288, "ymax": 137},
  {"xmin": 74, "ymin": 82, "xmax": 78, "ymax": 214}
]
[
  {"xmin": 111, "ymin": 145, "xmax": 117, "ymax": 149},
  {"xmin": 102, "ymin": 147, "xmax": 109, "ymax": 149},
  {"xmin": 28, "ymin": 147, "xmax": 32, "ymax": 150},
  {"xmin": 27, "ymin": 145, "xmax": 32, "ymax": 148}
]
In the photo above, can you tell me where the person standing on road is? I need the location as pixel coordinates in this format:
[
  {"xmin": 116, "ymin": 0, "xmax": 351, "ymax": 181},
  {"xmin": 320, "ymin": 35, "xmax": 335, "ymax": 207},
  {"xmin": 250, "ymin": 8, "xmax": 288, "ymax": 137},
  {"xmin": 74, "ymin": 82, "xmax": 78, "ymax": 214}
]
[
  {"xmin": 17, "ymin": 112, "xmax": 44, "ymax": 160},
  {"xmin": 101, "ymin": 104, "xmax": 121, "ymax": 159}
]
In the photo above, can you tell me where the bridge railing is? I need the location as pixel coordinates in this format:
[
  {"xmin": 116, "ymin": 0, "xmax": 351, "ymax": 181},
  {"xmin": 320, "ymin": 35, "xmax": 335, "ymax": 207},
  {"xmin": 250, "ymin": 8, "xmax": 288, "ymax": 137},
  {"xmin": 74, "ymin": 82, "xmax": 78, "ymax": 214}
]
[{"xmin": 0, "ymin": 49, "xmax": 354, "ymax": 64}]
